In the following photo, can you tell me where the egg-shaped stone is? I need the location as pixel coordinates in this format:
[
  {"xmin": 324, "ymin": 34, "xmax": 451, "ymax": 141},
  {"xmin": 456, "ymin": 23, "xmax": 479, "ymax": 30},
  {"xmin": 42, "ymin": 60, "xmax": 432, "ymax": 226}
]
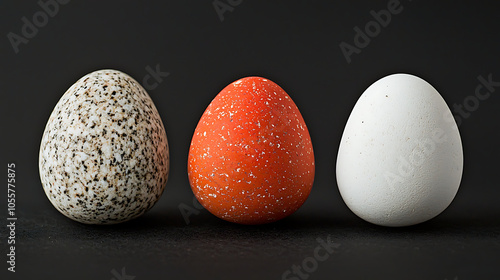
[
  {"xmin": 188, "ymin": 77, "xmax": 315, "ymax": 225},
  {"xmin": 39, "ymin": 69, "xmax": 169, "ymax": 224},
  {"xmin": 336, "ymin": 73, "xmax": 463, "ymax": 227}
]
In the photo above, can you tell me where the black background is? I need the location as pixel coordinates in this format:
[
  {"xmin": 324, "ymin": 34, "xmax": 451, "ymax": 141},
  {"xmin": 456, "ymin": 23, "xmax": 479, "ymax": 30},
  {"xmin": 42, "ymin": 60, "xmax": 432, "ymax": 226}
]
[{"xmin": 1, "ymin": 1, "xmax": 499, "ymax": 279}]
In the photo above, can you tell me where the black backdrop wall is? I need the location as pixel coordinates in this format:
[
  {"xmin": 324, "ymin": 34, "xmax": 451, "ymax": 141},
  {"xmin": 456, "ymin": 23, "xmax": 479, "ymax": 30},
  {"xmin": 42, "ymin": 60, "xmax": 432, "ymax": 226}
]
[{"xmin": 1, "ymin": 1, "xmax": 499, "ymax": 280}]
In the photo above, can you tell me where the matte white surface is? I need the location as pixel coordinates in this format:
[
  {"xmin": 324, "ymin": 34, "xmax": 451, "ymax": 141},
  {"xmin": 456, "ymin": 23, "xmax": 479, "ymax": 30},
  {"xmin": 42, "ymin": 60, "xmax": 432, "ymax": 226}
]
[{"xmin": 336, "ymin": 74, "xmax": 463, "ymax": 227}]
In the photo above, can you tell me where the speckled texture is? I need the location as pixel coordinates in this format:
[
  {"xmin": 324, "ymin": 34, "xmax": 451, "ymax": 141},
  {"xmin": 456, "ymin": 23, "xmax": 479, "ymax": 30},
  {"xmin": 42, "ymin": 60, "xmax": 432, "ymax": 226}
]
[
  {"xmin": 39, "ymin": 69, "xmax": 169, "ymax": 224},
  {"xmin": 188, "ymin": 77, "xmax": 315, "ymax": 225}
]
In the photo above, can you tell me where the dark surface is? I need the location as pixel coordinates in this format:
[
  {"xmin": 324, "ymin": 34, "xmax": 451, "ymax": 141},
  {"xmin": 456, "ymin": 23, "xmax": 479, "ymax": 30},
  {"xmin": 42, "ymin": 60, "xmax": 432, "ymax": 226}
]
[{"xmin": 1, "ymin": 1, "xmax": 499, "ymax": 279}]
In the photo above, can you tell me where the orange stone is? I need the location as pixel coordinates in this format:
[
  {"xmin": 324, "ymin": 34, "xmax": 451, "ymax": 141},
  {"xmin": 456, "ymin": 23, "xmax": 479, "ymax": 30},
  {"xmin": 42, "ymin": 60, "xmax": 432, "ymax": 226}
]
[{"xmin": 188, "ymin": 77, "xmax": 315, "ymax": 224}]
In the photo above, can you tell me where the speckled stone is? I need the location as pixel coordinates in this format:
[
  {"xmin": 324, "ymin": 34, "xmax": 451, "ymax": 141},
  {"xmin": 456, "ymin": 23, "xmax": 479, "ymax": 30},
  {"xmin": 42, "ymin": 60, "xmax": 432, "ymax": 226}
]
[{"xmin": 39, "ymin": 69, "xmax": 169, "ymax": 224}]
